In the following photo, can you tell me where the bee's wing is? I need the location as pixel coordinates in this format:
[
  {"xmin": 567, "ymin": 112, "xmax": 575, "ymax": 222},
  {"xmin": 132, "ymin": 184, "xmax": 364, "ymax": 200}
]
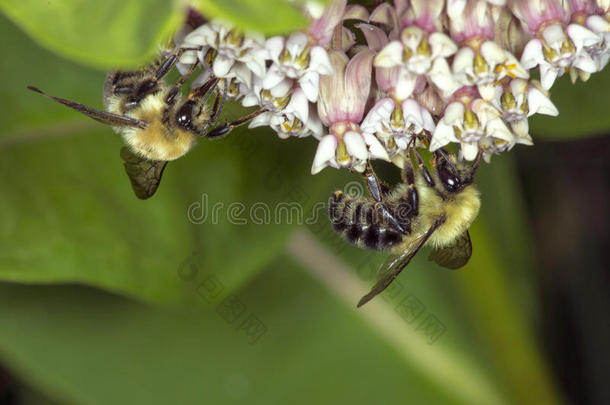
[
  {"xmin": 357, "ymin": 216, "xmax": 446, "ymax": 307},
  {"xmin": 120, "ymin": 147, "xmax": 168, "ymax": 200},
  {"xmin": 428, "ymin": 231, "xmax": 472, "ymax": 269},
  {"xmin": 27, "ymin": 86, "xmax": 147, "ymax": 129}
]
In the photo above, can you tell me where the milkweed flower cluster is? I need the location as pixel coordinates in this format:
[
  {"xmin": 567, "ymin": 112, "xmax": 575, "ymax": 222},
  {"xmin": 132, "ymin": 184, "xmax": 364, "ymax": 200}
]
[{"xmin": 177, "ymin": 0, "xmax": 609, "ymax": 172}]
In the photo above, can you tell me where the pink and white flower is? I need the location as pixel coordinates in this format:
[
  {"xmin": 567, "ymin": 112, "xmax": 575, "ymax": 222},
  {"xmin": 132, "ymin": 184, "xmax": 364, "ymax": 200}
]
[
  {"xmin": 431, "ymin": 92, "xmax": 516, "ymax": 162},
  {"xmin": 312, "ymin": 50, "xmax": 389, "ymax": 174}
]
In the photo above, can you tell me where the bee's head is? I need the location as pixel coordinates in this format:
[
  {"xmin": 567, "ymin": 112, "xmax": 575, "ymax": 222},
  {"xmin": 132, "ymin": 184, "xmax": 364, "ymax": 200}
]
[
  {"xmin": 175, "ymin": 98, "xmax": 212, "ymax": 134},
  {"xmin": 434, "ymin": 150, "xmax": 480, "ymax": 193}
]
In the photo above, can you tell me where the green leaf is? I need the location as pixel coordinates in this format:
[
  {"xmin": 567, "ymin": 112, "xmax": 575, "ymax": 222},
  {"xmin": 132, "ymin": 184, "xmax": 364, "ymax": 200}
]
[
  {"xmin": 530, "ymin": 68, "xmax": 610, "ymax": 140},
  {"xmin": 0, "ymin": 0, "xmax": 310, "ymax": 70},
  {"xmin": 0, "ymin": 0, "xmax": 182, "ymax": 69},
  {"xmin": 0, "ymin": 269, "xmax": 464, "ymax": 405},
  {"xmin": 193, "ymin": 0, "xmax": 308, "ymax": 35}
]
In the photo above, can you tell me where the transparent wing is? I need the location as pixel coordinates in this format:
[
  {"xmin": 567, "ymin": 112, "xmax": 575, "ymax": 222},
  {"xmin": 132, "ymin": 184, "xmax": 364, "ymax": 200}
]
[
  {"xmin": 428, "ymin": 231, "xmax": 472, "ymax": 270},
  {"xmin": 120, "ymin": 147, "xmax": 168, "ymax": 200},
  {"xmin": 27, "ymin": 86, "xmax": 147, "ymax": 129},
  {"xmin": 357, "ymin": 216, "xmax": 446, "ymax": 307}
]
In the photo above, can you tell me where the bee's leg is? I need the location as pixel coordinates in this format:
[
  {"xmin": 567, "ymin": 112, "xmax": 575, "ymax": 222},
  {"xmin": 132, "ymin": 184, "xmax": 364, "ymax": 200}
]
[
  {"xmin": 401, "ymin": 152, "xmax": 420, "ymax": 218},
  {"xmin": 362, "ymin": 161, "xmax": 409, "ymax": 235},
  {"xmin": 153, "ymin": 46, "xmax": 202, "ymax": 81},
  {"xmin": 411, "ymin": 149, "xmax": 435, "ymax": 187},
  {"xmin": 362, "ymin": 161, "xmax": 391, "ymax": 202},
  {"xmin": 468, "ymin": 150, "xmax": 482, "ymax": 179},
  {"xmin": 205, "ymin": 109, "xmax": 266, "ymax": 139},
  {"xmin": 164, "ymin": 63, "xmax": 199, "ymax": 106},
  {"xmin": 209, "ymin": 79, "xmax": 228, "ymax": 123}
]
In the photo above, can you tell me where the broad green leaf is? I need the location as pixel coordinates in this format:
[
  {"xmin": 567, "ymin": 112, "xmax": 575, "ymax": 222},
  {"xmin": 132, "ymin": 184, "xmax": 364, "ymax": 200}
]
[
  {"xmin": 530, "ymin": 68, "xmax": 610, "ymax": 139},
  {"xmin": 0, "ymin": 0, "xmax": 310, "ymax": 70},
  {"xmin": 193, "ymin": 0, "xmax": 308, "ymax": 34},
  {"xmin": 0, "ymin": 268, "xmax": 462, "ymax": 405},
  {"xmin": 0, "ymin": 0, "xmax": 181, "ymax": 69}
]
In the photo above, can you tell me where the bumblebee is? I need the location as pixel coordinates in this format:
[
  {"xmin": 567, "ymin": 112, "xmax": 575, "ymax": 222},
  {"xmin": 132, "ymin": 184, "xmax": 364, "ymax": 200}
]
[
  {"xmin": 28, "ymin": 47, "xmax": 262, "ymax": 199},
  {"xmin": 329, "ymin": 148, "xmax": 481, "ymax": 307}
]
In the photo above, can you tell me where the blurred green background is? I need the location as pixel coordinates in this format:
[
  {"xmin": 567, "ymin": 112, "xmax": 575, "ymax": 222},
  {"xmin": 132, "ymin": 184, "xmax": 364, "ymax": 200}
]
[{"xmin": 0, "ymin": 2, "xmax": 609, "ymax": 404}]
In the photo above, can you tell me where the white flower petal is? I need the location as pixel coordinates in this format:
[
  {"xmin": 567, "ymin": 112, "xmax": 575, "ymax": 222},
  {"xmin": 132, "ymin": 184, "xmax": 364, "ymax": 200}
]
[
  {"xmin": 443, "ymin": 102, "xmax": 465, "ymax": 124},
  {"xmin": 248, "ymin": 112, "xmax": 272, "ymax": 128},
  {"xmin": 510, "ymin": 119, "xmax": 530, "ymax": 140},
  {"xmin": 429, "ymin": 33, "xmax": 458, "ymax": 58},
  {"xmin": 286, "ymin": 88, "xmax": 309, "ymax": 122},
  {"xmin": 265, "ymin": 36, "xmax": 285, "ymax": 62},
  {"xmin": 542, "ymin": 24, "xmax": 567, "ymax": 49},
  {"xmin": 400, "ymin": 26, "xmax": 424, "ymax": 51},
  {"xmin": 573, "ymin": 50, "xmax": 598, "ymax": 73},
  {"xmin": 452, "ymin": 47, "xmax": 474, "ymax": 77},
  {"xmin": 394, "ymin": 69, "xmax": 417, "ymax": 99},
  {"xmin": 344, "ymin": 131, "xmax": 368, "ymax": 160},
  {"xmin": 421, "ymin": 108, "xmax": 436, "ymax": 132},
  {"xmin": 286, "ymin": 32, "xmax": 308, "ymax": 57},
  {"xmin": 241, "ymin": 93, "xmax": 260, "ymax": 107},
  {"xmin": 520, "ymin": 39, "xmax": 544, "ymax": 69},
  {"xmin": 243, "ymin": 49, "xmax": 267, "ymax": 78},
  {"xmin": 299, "ymin": 71, "xmax": 320, "ymax": 102},
  {"xmin": 567, "ymin": 24, "xmax": 601, "ymax": 50},
  {"xmin": 431, "ymin": 121, "xmax": 456, "ymax": 150},
  {"xmin": 402, "ymin": 99, "xmax": 424, "ymax": 128},
  {"xmin": 478, "ymin": 83, "xmax": 497, "ymax": 101},
  {"xmin": 213, "ymin": 55, "xmax": 234, "ymax": 77},
  {"xmin": 306, "ymin": 107, "xmax": 324, "ymax": 139},
  {"xmin": 311, "ymin": 135, "xmax": 337, "ymax": 174},
  {"xmin": 472, "ymin": 99, "xmax": 501, "ymax": 123},
  {"xmin": 231, "ymin": 62, "xmax": 253, "ymax": 89},
  {"xmin": 586, "ymin": 15, "xmax": 610, "ymax": 34},
  {"xmin": 539, "ymin": 63, "xmax": 559, "ymax": 90},
  {"xmin": 309, "ymin": 46, "xmax": 334, "ymax": 76},
  {"xmin": 374, "ymin": 41, "xmax": 404, "ymax": 68},
  {"xmin": 503, "ymin": 52, "xmax": 530, "ymax": 79},
  {"xmin": 262, "ymin": 64, "xmax": 285, "ymax": 89},
  {"xmin": 361, "ymin": 98, "xmax": 394, "ymax": 132},
  {"xmin": 461, "ymin": 142, "xmax": 479, "ymax": 161},
  {"xmin": 527, "ymin": 87, "xmax": 559, "ymax": 116},
  {"xmin": 429, "ymin": 58, "xmax": 460, "ymax": 97},
  {"xmin": 486, "ymin": 118, "xmax": 514, "ymax": 141},
  {"xmin": 363, "ymin": 133, "xmax": 390, "ymax": 161},
  {"xmin": 480, "ymin": 41, "xmax": 506, "ymax": 67},
  {"xmin": 447, "ymin": 0, "xmax": 467, "ymax": 20},
  {"xmin": 270, "ymin": 78, "xmax": 293, "ymax": 98}
]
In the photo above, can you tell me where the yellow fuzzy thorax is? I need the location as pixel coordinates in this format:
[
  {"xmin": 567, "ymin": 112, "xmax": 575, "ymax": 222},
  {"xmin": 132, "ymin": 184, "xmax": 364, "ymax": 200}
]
[
  {"xmin": 106, "ymin": 93, "xmax": 196, "ymax": 161},
  {"xmin": 417, "ymin": 177, "xmax": 480, "ymax": 249},
  {"xmin": 387, "ymin": 176, "xmax": 481, "ymax": 254}
]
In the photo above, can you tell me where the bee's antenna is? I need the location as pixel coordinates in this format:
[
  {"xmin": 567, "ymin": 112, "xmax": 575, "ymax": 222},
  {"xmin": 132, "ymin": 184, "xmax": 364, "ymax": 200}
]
[{"xmin": 434, "ymin": 149, "xmax": 459, "ymax": 175}]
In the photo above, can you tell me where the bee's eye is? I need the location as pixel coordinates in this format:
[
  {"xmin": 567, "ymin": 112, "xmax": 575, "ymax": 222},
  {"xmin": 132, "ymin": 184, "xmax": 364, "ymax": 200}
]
[
  {"xmin": 437, "ymin": 161, "xmax": 461, "ymax": 193},
  {"xmin": 176, "ymin": 100, "xmax": 194, "ymax": 129}
]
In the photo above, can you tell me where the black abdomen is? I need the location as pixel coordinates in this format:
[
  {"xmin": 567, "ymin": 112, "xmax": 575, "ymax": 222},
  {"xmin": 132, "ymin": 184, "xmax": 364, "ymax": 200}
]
[{"xmin": 328, "ymin": 191, "xmax": 408, "ymax": 251}]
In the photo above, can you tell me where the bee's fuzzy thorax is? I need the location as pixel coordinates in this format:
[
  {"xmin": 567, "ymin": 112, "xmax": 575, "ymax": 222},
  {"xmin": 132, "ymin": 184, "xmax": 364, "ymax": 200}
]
[
  {"xmin": 109, "ymin": 92, "xmax": 196, "ymax": 161},
  {"xmin": 421, "ymin": 183, "xmax": 480, "ymax": 249}
]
